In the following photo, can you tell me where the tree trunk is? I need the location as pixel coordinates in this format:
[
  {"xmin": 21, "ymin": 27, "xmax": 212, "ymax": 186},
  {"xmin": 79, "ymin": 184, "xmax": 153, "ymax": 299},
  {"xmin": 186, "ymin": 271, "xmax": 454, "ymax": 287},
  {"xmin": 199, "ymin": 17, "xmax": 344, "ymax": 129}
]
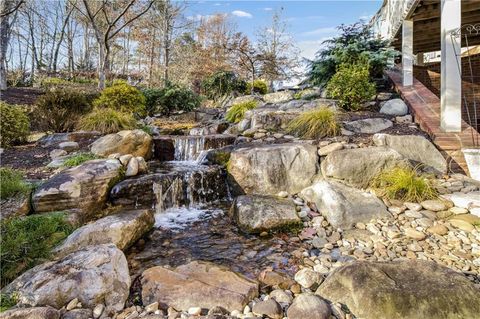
[
  {"xmin": 0, "ymin": 9, "xmax": 9, "ymax": 90},
  {"xmin": 98, "ymin": 43, "xmax": 107, "ymax": 89}
]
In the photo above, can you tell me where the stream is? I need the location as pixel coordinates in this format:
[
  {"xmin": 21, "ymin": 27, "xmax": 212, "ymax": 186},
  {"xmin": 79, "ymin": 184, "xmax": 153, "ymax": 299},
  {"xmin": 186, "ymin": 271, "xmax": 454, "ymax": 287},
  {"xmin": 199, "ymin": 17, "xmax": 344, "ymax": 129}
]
[{"xmin": 119, "ymin": 134, "xmax": 303, "ymax": 282}]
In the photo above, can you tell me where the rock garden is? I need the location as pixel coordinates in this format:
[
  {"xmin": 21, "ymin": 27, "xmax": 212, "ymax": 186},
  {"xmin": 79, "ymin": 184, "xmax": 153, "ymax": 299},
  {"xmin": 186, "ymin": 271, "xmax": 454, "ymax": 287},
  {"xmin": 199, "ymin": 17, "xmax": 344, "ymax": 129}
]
[{"xmin": 1, "ymin": 17, "xmax": 479, "ymax": 319}]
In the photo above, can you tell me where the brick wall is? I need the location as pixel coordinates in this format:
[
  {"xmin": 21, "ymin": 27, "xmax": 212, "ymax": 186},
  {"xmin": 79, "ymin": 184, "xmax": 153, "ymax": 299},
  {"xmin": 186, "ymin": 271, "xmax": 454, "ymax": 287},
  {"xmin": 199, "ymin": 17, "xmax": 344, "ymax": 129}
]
[{"xmin": 413, "ymin": 54, "xmax": 480, "ymax": 128}]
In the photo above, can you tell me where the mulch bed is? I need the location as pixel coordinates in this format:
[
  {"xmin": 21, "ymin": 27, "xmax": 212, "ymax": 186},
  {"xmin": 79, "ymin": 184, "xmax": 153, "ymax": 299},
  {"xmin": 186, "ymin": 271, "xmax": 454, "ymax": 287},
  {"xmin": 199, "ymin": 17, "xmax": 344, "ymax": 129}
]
[{"xmin": 0, "ymin": 87, "xmax": 45, "ymax": 105}]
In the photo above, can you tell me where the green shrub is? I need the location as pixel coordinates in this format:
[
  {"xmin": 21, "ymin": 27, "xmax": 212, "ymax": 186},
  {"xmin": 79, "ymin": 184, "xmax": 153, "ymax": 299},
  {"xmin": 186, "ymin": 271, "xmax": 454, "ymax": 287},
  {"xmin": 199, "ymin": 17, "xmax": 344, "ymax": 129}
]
[
  {"xmin": 327, "ymin": 62, "xmax": 376, "ymax": 111},
  {"xmin": 307, "ymin": 22, "xmax": 398, "ymax": 86},
  {"xmin": 225, "ymin": 100, "xmax": 258, "ymax": 123},
  {"xmin": 0, "ymin": 167, "xmax": 31, "ymax": 200},
  {"xmin": 35, "ymin": 88, "xmax": 92, "ymax": 132},
  {"xmin": 77, "ymin": 108, "xmax": 137, "ymax": 134},
  {"xmin": 201, "ymin": 71, "xmax": 247, "ymax": 101},
  {"xmin": 0, "ymin": 212, "xmax": 74, "ymax": 286},
  {"xmin": 143, "ymin": 83, "xmax": 200, "ymax": 116},
  {"xmin": 371, "ymin": 165, "xmax": 438, "ymax": 202},
  {"xmin": 142, "ymin": 88, "xmax": 164, "ymax": 116},
  {"xmin": 0, "ymin": 102, "xmax": 30, "ymax": 147},
  {"xmin": 286, "ymin": 107, "xmax": 340, "ymax": 139},
  {"xmin": 40, "ymin": 76, "xmax": 70, "ymax": 88},
  {"xmin": 245, "ymin": 80, "xmax": 268, "ymax": 95},
  {"xmin": 62, "ymin": 153, "xmax": 99, "ymax": 167},
  {"xmin": 93, "ymin": 83, "xmax": 146, "ymax": 116}
]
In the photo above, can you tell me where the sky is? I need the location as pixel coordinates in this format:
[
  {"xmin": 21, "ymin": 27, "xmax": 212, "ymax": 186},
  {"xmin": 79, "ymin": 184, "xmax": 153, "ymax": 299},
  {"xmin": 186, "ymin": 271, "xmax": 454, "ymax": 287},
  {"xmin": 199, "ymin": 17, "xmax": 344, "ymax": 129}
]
[{"xmin": 183, "ymin": 0, "xmax": 383, "ymax": 60}]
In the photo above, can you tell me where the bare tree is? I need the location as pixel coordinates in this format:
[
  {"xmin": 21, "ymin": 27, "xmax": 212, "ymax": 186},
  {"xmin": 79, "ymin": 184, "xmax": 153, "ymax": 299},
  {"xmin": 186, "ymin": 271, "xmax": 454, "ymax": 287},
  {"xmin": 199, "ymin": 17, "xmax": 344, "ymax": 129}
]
[
  {"xmin": 257, "ymin": 8, "xmax": 300, "ymax": 89},
  {"xmin": 74, "ymin": 0, "xmax": 154, "ymax": 89},
  {"xmin": 226, "ymin": 33, "xmax": 262, "ymax": 94},
  {"xmin": 0, "ymin": 0, "xmax": 24, "ymax": 90}
]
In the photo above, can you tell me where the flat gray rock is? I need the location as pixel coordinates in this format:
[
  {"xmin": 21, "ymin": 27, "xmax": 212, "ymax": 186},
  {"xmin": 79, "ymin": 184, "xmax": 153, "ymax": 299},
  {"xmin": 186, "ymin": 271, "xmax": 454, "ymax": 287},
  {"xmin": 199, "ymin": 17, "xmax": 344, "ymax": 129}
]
[
  {"xmin": 54, "ymin": 209, "xmax": 154, "ymax": 257},
  {"xmin": 379, "ymin": 98, "xmax": 408, "ymax": 116},
  {"xmin": 230, "ymin": 195, "xmax": 300, "ymax": 233},
  {"xmin": 300, "ymin": 179, "xmax": 391, "ymax": 229},
  {"xmin": 373, "ymin": 133, "xmax": 447, "ymax": 173},
  {"xmin": 344, "ymin": 118, "xmax": 393, "ymax": 134}
]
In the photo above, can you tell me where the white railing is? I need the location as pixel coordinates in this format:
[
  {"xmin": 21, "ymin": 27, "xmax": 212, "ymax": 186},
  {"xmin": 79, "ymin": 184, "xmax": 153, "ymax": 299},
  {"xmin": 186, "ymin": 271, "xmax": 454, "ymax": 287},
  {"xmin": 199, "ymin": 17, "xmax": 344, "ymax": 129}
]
[{"xmin": 370, "ymin": 0, "xmax": 420, "ymax": 40}]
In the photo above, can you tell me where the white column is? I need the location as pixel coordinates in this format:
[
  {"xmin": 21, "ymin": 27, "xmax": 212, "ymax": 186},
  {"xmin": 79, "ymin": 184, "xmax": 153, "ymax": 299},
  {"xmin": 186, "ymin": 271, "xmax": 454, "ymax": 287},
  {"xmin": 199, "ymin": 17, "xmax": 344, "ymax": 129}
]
[
  {"xmin": 402, "ymin": 20, "xmax": 414, "ymax": 86},
  {"xmin": 440, "ymin": 0, "xmax": 462, "ymax": 132}
]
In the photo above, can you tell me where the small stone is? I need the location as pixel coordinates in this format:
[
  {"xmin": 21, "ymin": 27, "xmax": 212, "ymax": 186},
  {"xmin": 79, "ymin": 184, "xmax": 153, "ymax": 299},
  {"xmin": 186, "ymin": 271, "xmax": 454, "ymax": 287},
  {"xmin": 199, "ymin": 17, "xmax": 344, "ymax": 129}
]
[
  {"xmin": 449, "ymin": 219, "xmax": 475, "ymax": 232},
  {"xmin": 59, "ymin": 141, "xmax": 79, "ymax": 152},
  {"xmin": 449, "ymin": 207, "xmax": 468, "ymax": 215},
  {"xmin": 294, "ymin": 268, "xmax": 323, "ymax": 289},
  {"xmin": 404, "ymin": 228, "xmax": 426, "ymax": 240},
  {"xmin": 188, "ymin": 307, "xmax": 202, "ymax": 316},
  {"xmin": 66, "ymin": 298, "xmax": 79, "ymax": 311},
  {"xmin": 50, "ymin": 149, "xmax": 67, "ymax": 159},
  {"xmin": 145, "ymin": 302, "xmax": 159, "ymax": 313},
  {"xmin": 404, "ymin": 202, "xmax": 423, "ymax": 211},
  {"xmin": 356, "ymin": 222, "xmax": 366, "ymax": 230},
  {"xmin": 427, "ymin": 224, "xmax": 449, "ymax": 236},
  {"xmin": 119, "ymin": 154, "xmax": 133, "ymax": 166},
  {"xmin": 318, "ymin": 143, "xmax": 343, "ymax": 156},
  {"xmin": 269, "ymin": 289, "xmax": 293, "ymax": 304},
  {"xmin": 252, "ymin": 299, "xmax": 283, "ymax": 319},
  {"xmin": 286, "ymin": 293, "xmax": 331, "ymax": 319},
  {"xmin": 277, "ymin": 191, "xmax": 289, "ymax": 198},
  {"xmin": 125, "ymin": 157, "xmax": 139, "ymax": 176},
  {"xmin": 437, "ymin": 210, "xmax": 453, "ymax": 219},
  {"xmin": 208, "ymin": 306, "xmax": 229, "ymax": 315},
  {"xmin": 421, "ymin": 200, "xmax": 447, "ymax": 212},
  {"xmin": 93, "ymin": 304, "xmax": 104, "ymax": 319},
  {"xmin": 312, "ymin": 237, "xmax": 328, "ymax": 249},
  {"xmin": 136, "ymin": 157, "xmax": 148, "ymax": 174}
]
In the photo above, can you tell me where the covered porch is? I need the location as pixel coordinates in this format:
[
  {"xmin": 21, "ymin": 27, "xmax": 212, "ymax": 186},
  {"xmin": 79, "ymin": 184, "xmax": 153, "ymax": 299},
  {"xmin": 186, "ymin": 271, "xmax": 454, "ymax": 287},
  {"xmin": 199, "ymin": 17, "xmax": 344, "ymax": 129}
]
[{"xmin": 371, "ymin": 0, "xmax": 480, "ymax": 174}]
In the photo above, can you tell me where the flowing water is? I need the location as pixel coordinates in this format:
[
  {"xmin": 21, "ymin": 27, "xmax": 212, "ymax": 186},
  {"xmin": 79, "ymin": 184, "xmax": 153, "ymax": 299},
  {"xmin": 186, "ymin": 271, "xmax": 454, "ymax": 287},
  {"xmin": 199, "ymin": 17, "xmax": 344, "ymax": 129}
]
[{"xmin": 123, "ymin": 134, "xmax": 303, "ymax": 281}]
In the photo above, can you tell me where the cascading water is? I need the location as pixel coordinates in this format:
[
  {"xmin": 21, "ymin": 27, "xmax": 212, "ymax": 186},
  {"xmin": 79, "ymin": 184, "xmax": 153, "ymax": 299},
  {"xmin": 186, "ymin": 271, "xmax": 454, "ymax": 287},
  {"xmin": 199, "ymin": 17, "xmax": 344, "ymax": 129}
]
[
  {"xmin": 173, "ymin": 136, "xmax": 206, "ymax": 161},
  {"xmin": 122, "ymin": 131, "xmax": 301, "ymax": 285}
]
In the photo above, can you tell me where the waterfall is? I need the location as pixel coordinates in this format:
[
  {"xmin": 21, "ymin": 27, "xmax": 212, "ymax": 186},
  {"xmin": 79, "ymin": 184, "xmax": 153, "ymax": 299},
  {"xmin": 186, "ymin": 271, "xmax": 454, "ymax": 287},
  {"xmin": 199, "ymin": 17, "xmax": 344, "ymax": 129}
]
[{"xmin": 173, "ymin": 136, "xmax": 206, "ymax": 161}]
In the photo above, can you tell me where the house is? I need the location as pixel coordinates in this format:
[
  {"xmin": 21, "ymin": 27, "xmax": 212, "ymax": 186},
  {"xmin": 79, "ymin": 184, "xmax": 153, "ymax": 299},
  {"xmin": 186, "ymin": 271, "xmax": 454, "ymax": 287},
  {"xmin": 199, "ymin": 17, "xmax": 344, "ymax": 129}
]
[{"xmin": 371, "ymin": 0, "xmax": 480, "ymax": 173}]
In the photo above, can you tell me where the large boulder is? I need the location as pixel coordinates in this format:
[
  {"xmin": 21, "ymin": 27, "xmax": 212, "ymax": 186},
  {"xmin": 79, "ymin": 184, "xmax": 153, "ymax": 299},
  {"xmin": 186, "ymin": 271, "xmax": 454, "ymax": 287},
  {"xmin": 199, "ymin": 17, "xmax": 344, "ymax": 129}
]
[
  {"xmin": 263, "ymin": 91, "xmax": 295, "ymax": 104},
  {"xmin": 316, "ymin": 260, "xmax": 480, "ymax": 319},
  {"xmin": 379, "ymin": 98, "xmax": 408, "ymax": 116},
  {"xmin": 53, "ymin": 209, "xmax": 154, "ymax": 257},
  {"xmin": 0, "ymin": 307, "xmax": 60, "ymax": 319},
  {"xmin": 321, "ymin": 147, "xmax": 403, "ymax": 188},
  {"xmin": 32, "ymin": 159, "xmax": 123, "ymax": 223},
  {"xmin": 2, "ymin": 244, "xmax": 130, "ymax": 315},
  {"xmin": 141, "ymin": 261, "xmax": 258, "ymax": 312},
  {"xmin": 344, "ymin": 118, "xmax": 393, "ymax": 134},
  {"xmin": 228, "ymin": 143, "xmax": 318, "ymax": 195},
  {"xmin": 230, "ymin": 195, "xmax": 301, "ymax": 233},
  {"xmin": 90, "ymin": 129, "xmax": 152, "ymax": 158},
  {"xmin": 300, "ymin": 179, "xmax": 391, "ymax": 229},
  {"xmin": 373, "ymin": 133, "xmax": 447, "ymax": 173}
]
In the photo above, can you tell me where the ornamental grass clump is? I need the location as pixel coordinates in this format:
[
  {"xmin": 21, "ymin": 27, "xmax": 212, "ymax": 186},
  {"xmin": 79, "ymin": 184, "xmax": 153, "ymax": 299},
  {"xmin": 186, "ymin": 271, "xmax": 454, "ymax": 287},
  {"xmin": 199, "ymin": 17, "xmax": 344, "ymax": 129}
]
[
  {"xmin": 225, "ymin": 100, "xmax": 258, "ymax": 123},
  {"xmin": 0, "ymin": 167, "xmax": 31, "ymax": 200},
  {"xmin": 372, "ymin": 165, "xmax": 438, "ymax": 202},
  {"xmin": 62, "ymin": 152, "xmax": 99, "ymax": 167},
  {"xmin": 286, "ymin": 106, "xmax": 340, "ymax": 139},
  {"xmin": 77, "ymin": 108, "xmax": 137, "ymax": 134},
  {"xmin": 0, "ymin": 212, "xmax": 74, "ymax": 286}
]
